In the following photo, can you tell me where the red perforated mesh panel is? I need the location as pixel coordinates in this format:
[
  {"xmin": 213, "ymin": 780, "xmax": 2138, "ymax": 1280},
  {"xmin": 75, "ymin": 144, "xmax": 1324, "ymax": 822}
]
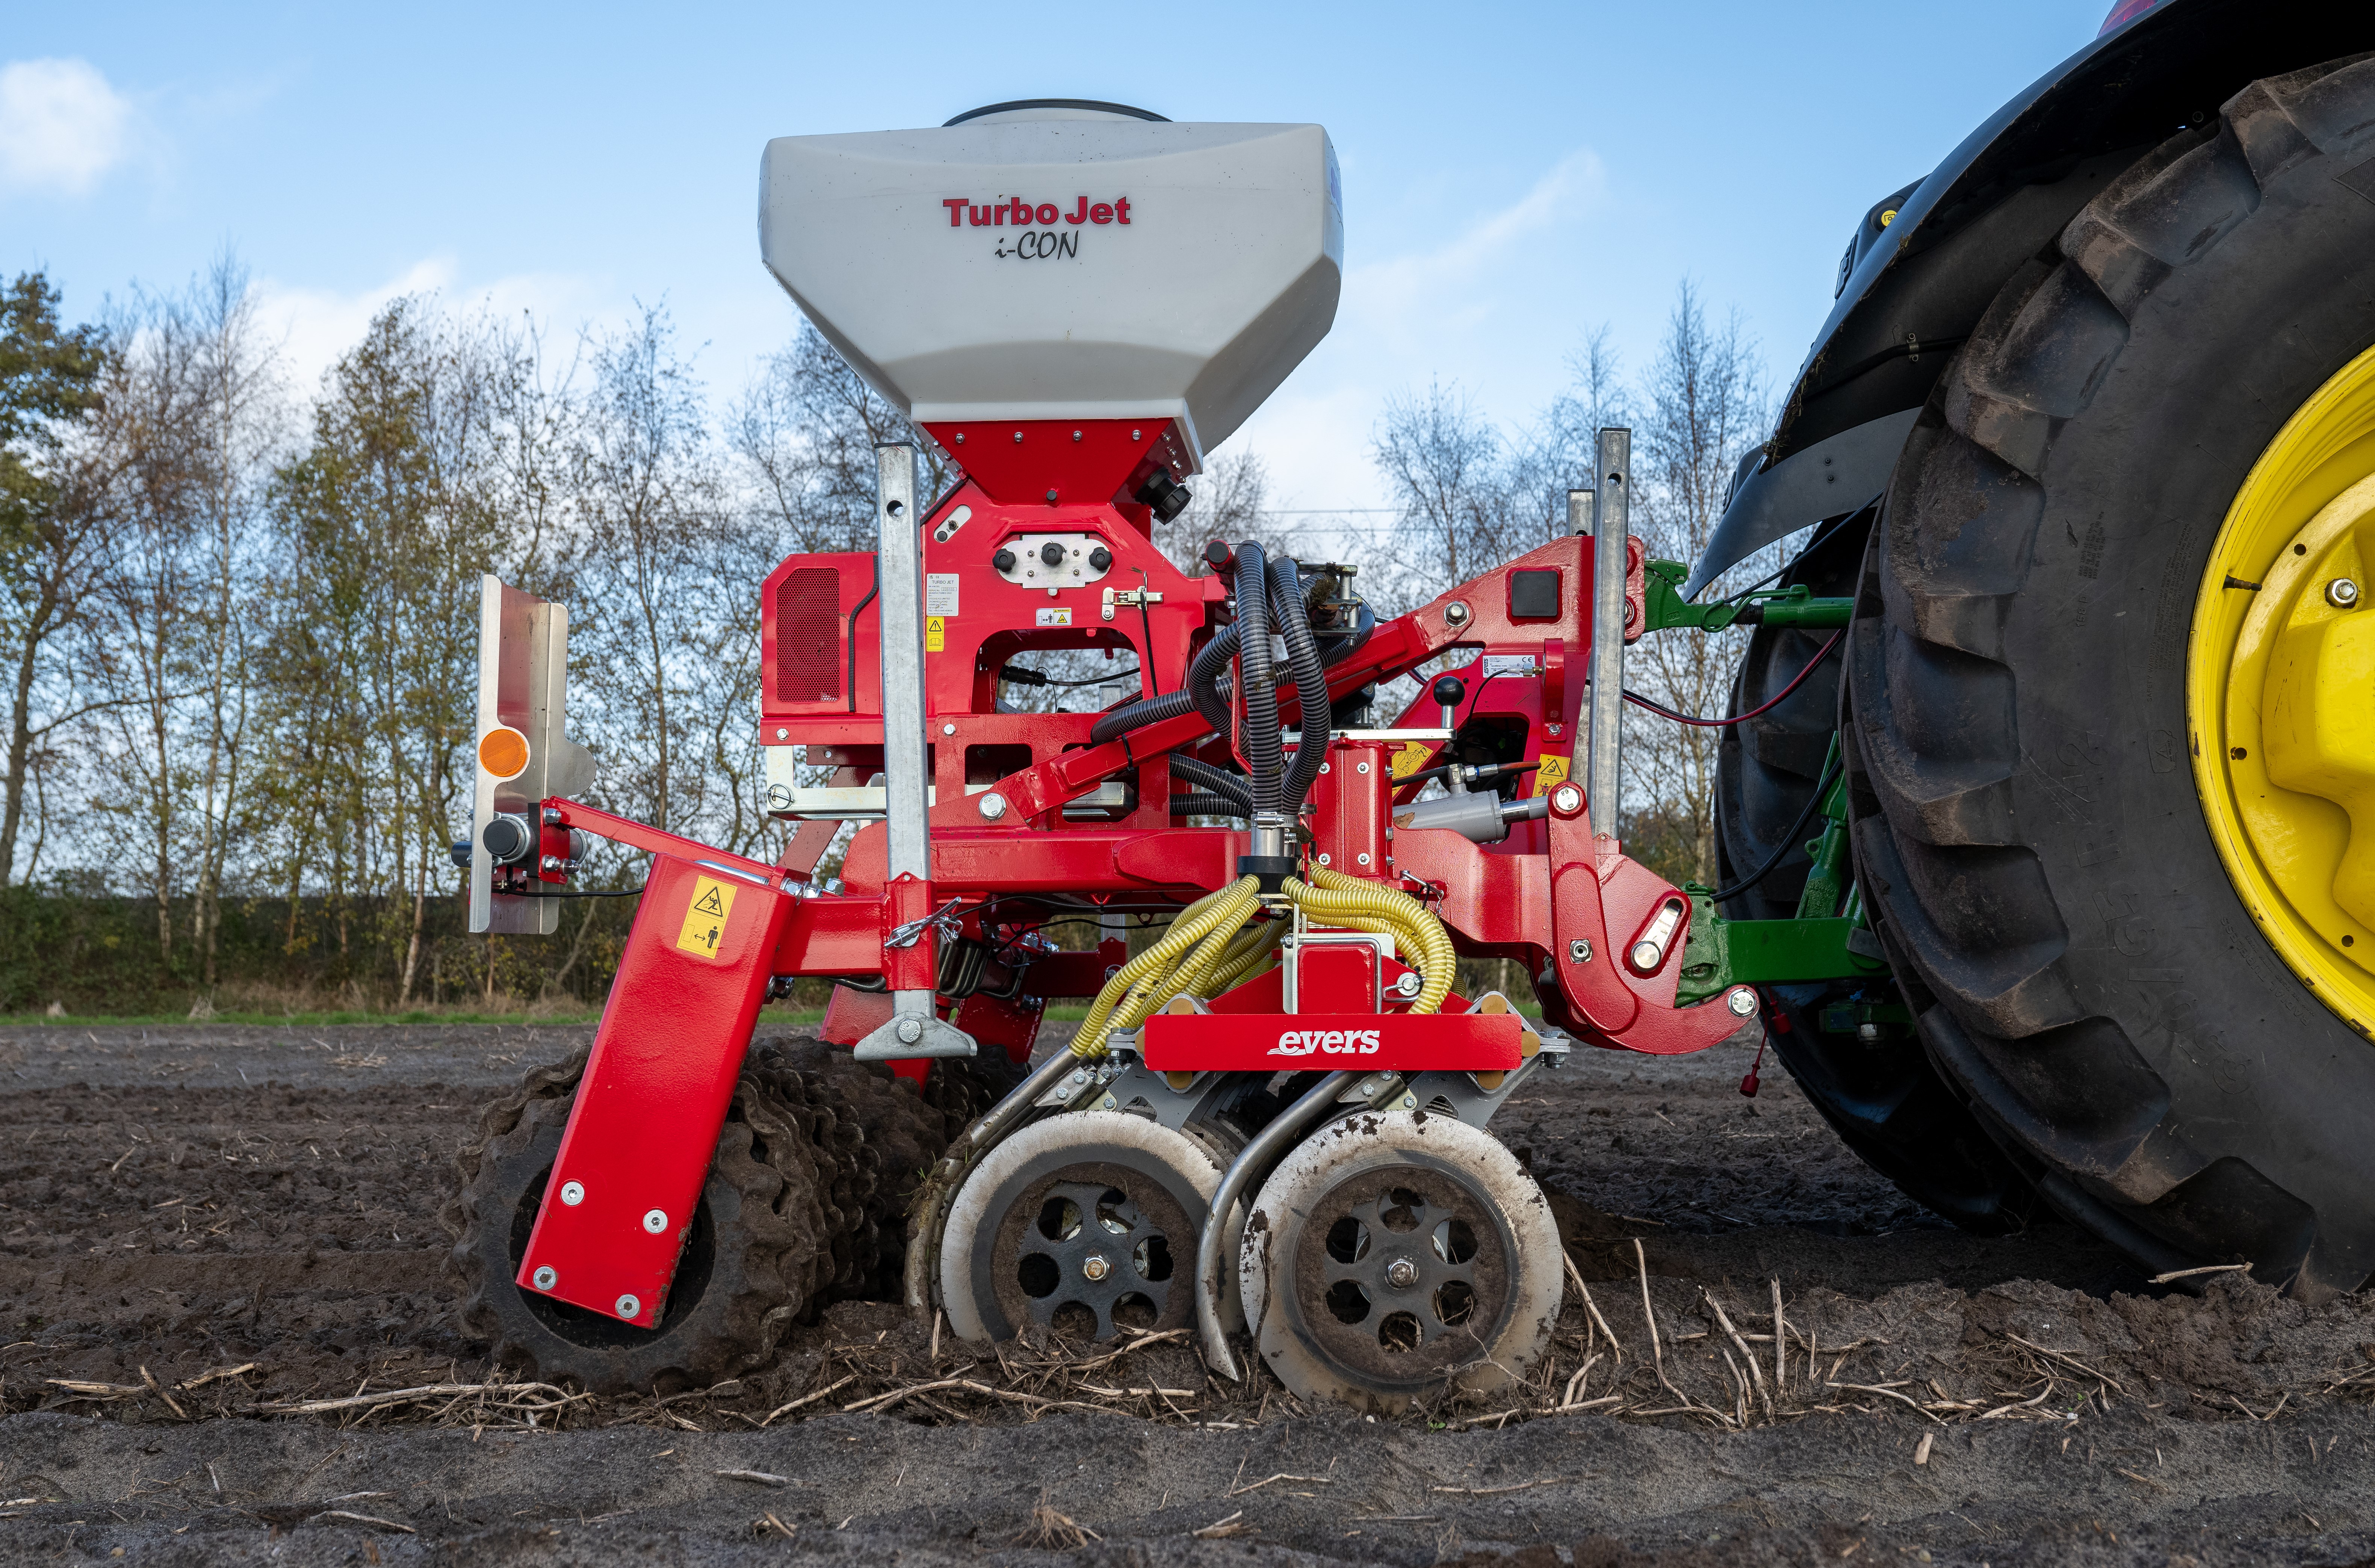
[{"xmin": 776, "ymin": 567, "xmax": 842, "ymax": 703}]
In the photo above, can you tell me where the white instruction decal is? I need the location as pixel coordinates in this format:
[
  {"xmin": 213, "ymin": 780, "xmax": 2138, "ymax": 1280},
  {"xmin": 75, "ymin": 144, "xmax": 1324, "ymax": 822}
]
[
  {"xmin": 1036, "ymin": 607, "xmax": 1073, "ymax": 627},
  {"xmin": 925, "ymin": 573, "xmax": 960, "ymax": 616}
]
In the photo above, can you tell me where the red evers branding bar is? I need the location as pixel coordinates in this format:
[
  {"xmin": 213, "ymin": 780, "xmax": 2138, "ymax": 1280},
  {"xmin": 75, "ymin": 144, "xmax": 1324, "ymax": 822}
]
[
  {"xmin": 1140, "ymin": 1012, "xmax": 1521, "ymax": 1072},
  {"xmin": 940, "ymin": 197, "xmax": 1133, "ymax": 228}
]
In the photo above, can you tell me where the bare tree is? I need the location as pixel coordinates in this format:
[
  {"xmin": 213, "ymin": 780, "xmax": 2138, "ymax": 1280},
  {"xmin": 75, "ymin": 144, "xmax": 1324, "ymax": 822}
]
[
  {"xmin": 1622, "ymin": 281, "xmax": 1768, "ymax": 883},
  {"xmin": 732, "ymin": 322, "xmax": 952, "ymax": 553}
]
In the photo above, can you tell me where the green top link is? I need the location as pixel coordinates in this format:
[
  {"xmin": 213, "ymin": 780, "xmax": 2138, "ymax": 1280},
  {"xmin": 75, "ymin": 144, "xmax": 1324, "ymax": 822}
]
[{"xmin": 1637, "ymin": 559, "xmax": 1854, "ymax": 633}]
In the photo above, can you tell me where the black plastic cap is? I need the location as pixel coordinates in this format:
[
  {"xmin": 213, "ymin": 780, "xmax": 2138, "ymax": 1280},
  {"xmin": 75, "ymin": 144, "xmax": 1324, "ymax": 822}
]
[
  {"xmin": 481, "ymin": 817, "xmax": 532, "ymax": 864},
  {"xmin": 1237, "ymin": 853, "xmax": 1297, "ymax": 893},
  {"xmin": 993, "ymin": 548, "xmax": 1016, "ymax": 572},
  {"xmin": 1430, "ymin": 674, "xmax": 1467, "ymax": 706},
  {"xmin": 1088, "ymin": 546, "xmax": 1112, "ymax": 570},
  {"xmin": 1202, "ymin": 539, "xmax": 1236, "ymax": 575}
]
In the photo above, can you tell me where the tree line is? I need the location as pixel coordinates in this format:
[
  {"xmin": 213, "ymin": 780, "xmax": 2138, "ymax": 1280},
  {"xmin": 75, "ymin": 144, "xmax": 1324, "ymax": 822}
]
[{"xmin": 0, "ymin": 260, "xmax": 1766, "ymax": 1016}]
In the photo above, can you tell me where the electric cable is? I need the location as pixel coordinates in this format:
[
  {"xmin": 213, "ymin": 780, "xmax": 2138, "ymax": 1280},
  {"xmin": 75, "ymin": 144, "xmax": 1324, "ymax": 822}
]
[
  {"xmin": 1593, "ymin": 631, "xmax": 1843, "ymax": 728},
  {"xmin": 1705, "ymin": 755, "xmax": 1843, "ymax": 904}
]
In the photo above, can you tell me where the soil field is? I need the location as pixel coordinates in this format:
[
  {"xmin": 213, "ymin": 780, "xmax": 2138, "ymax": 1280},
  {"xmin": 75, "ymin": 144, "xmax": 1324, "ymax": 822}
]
[{"xmin": 0, "ymin": 1019, "xmax": 2369, "ymax": 1565}]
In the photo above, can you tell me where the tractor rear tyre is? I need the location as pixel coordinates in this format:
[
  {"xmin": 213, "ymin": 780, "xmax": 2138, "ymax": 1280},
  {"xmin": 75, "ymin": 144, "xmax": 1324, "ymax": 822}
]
[
  {"xmin": 1847, "ymin": 54, "xmax": 2375, "ymax": 1298},
  {"xmin": 1716, "ymin": 510, "xmax": 2037, "ymax": 1233}
]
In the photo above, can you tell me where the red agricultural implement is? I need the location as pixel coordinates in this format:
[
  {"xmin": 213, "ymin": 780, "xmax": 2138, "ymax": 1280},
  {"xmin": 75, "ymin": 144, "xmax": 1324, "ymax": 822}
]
[{"xmin": 451, "ymin": 6, "xmax": 2375, "ymax": 1406}]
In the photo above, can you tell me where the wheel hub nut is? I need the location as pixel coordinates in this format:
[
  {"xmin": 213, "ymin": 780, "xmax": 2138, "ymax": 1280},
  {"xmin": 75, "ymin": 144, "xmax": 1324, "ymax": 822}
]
[
  {"xmin": 1081, "ymin": 1254, "xmax": 1111, "ymax": 1281},
  {"xmin": 1385, "ymin": 1257, "xmax": 1419, "ymax": 1288}
]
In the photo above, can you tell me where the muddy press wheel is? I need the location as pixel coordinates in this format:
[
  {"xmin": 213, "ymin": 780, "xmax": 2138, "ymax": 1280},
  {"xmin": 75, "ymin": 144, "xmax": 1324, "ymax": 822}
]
[
  {"xmin": 1238, "ymin": 1109, "xmax": 1560, "ymax": 1415},
  {"xmin": 937, "ymin": 1110, "xmax": 1237, "ymax": 1343},
  {"xmin": 447, "ymin": 1071, "xmax": 822, "ymax": 1395}
]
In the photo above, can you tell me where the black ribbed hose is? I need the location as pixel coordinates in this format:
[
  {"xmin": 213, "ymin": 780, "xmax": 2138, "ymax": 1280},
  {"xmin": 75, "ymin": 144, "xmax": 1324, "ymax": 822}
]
[
  {"xmin": 1184, "ymin": 623, "xmax": 1241, "ymax": 737},
  {"xmin": 1270, "ymin": 556, "xmax": 1330, "ymax": 808},
  {"xmin": 1168, "ymin": 753, "xmax": 1253, "ymax": 812},
  {"xmin": 1168, "ymin": 791, "xmax": 1249, "ymax": 818},
  {"xmin": 1234, "ymin": 541, "xmax": 1282, "ymax": 812}
]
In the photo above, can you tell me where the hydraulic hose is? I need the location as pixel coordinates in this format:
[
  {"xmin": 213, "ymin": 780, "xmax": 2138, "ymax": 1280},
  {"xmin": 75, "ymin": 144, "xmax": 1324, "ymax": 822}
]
[
  {"xmin": 1070, "ymin": 877, "xmax": 1261, "ymax": 1058},
  {"xmin": 1234, "ymin": 541, "xmax": 1282, "ymax": 813},
  {"xmin": 1270, "ymin": 556, "xmax": 1331, "ymax": 809}
]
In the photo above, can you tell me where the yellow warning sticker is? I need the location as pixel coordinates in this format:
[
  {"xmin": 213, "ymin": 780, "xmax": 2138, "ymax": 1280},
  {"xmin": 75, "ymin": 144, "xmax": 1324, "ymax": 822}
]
[
  {"xmin": 925, "ymin": 615, "xmax": 946, "ymax": 653},
  {"xmin": 674, "ymin": 875, "xmax": 738, "ymax": 960},
  {"xmin": 1389, "ymin": 741, "xmax": 1435, "ymax": 780},
  {"xmin": 1531, "ymin": 752, "xmax": 1571, "ymax": 797}
]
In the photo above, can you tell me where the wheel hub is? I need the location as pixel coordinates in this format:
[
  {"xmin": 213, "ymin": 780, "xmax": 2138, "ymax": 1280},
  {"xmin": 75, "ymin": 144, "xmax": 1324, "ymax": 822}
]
[
  {"xmin": 1292, "ymin": 1168, "xmax": 1514, "ymax": 1383},
  {"xmin": 989, "ymin": 1166, "xmax": 1191, "ymax": 1341},
  {"xmin": 2191, "ymin": 342, "xmax": 2375, "ymax": 1035}
]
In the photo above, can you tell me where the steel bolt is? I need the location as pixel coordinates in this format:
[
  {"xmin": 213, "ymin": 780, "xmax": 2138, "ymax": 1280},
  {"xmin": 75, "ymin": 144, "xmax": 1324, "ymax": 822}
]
[
  {"xmin": 559, "ymin": 1181, "xmax": 585, "ymax": 1207},
  {"xmin": 1385, "ymin": 1257, "xmax": 1419, "ymax": 1289},
  {"xmin": 615, "ymin": 1294, "xmax": 641, "ymax": 1319},
  {"xmin": 1568, "ymin": 939, "xmax": 1592, "ymax": 963},
  {"xmin": 1726, "ymin": 987, "xmax": 1760, "ymax": 1018},
  {"xmin": 1317, "ymin": 852, "xmax": 1332, "ymax": 866},
  {"xmin": 1551, "ymin": 783, "xmax": 1584, "ymax": 816},
  {"xmin": 774, "ymin": 727, "xmax": 788, "ymax": 740},
  {"xmin": 896, "ymin": 1017, "xmax": 925, "ymax": 1044},
  {"xmin": 532, "ymin": 1266, "xmax": 558, "ymax": 1291},
  {"xmin": 942, "ymin": 722, "xmax": 956, "ymax": 735},
  {"xmin": 1081, "ymin": 1255, "xmax": 1111, "ymax": 1282},
  {"xmin": 978, "ymin": 792, "xmax": 1008, "ymax": 821},
  {"xmin": 1444, "ymin": 600, "xmax": 1471, "ymax": 626},
  {"xmin": 1857, "ymin": 1022, "xmax": 1883, "ymax": 1043},
  {"xmin": 1400, "ymin": 1093, "xmax": 1418, "ymax": 1109},
  {"xmin": 642, "ymin": 1208, "xmax": 668, "ymax": 1234},
  {"xmin": 1394, "ymin": 971, "xmax": 1422, "ymax": 998},
  {"xmin": 2330, "ymin": 578, "xmax": 2361, "ymax": 609},
  {"xmin": 1356, "ymin": 853, "xmax": 1371, "ymax": 866},
  {"xmin": 1357, "ymin": 762, "xmax": 1370, "ymax": 774}
]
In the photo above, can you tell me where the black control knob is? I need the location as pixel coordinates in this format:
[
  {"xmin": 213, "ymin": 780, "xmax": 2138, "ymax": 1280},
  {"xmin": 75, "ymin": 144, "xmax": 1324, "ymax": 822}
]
[
  {"xmin": 992, "ymin": 547, "xmax": 1015, "ymax": 572},
  {"xmin": 1088, "ymin": 546, "xmax": 1111, "ymax": 571},
  {"xmin": 1430, "ymin": 675, "xmax": 1467, "ymax": 707},
  {"xmin": 1040, "ymin": 541, "xmax": 1067, "ymax": 567}
]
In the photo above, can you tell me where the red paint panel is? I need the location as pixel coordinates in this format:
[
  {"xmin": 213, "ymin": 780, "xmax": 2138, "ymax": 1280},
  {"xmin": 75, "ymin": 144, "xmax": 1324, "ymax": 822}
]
[
  {"xmin": 519, "ymin": 855, "xmax": 791, "ymax": 1326},
  {"xmin": 919, "ymin": 417, "xmax": 1185, "ymax": 508},
  {"xmin": 1143, "ymin": 1011, "xmax": 1521, "ymax": 1072},
  {"xmin": 1295, "ymin": 941, "xmax": 1379, "ymax": 1012}
]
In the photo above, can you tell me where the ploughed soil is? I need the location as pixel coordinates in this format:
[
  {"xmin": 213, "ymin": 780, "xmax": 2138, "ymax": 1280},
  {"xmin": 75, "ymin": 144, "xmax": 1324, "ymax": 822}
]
[{"xmin": 0, "ymin": 1018, "xmax": 2369, "ymax": 1565}]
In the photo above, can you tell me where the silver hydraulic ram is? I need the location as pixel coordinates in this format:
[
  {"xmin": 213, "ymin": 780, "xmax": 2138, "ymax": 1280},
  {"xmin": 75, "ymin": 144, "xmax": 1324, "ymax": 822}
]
[
  {"xmin": 853, "ymin": 442, "xmax": 976, "ymax": 1062},
  {"xmin": 1586, "ymin": 427, "xmax": 1630, "ymax": 839}
]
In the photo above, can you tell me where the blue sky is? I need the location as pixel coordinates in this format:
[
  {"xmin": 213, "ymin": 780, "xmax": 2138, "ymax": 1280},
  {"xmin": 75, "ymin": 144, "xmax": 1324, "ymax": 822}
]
[{"xmin": 5, "ymin": 1, "xmax": 2115, "ymax": 515}]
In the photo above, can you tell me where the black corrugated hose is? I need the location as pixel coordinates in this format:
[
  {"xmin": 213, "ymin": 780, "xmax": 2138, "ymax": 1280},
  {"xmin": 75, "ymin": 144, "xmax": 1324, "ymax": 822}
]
[
  {"xmin": 1234, "ymin": 540, "xmax": 1283, "ymax": 812},
  {"xmin": 1168, "ymin": 791, "xmax": 1249, "ymax": 818},
  {"xmin": 1169, "ymin": 753, "xmax": 1253, "ymax": 812},
  {"xmin": 1268, "ymin": 555, "xmax": 1330, "ymax": 808}
]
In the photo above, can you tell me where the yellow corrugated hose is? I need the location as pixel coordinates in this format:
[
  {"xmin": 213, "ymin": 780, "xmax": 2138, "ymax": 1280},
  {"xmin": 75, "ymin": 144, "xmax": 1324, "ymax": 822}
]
[
  {"xmin": 1070, "ymin": 876, "xmax": 1262, "ymax": 1058},
  {"xmin": 1197, "ymin": 918, "xmax": 1283, "ymax": 996},
  {"xmin": 1288, "ymin": 866, "xmax": 1456, "ymax": 1015}
]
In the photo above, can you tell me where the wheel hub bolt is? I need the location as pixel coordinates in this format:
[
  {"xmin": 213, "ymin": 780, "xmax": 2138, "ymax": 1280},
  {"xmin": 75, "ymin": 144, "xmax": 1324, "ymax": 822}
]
[
  {"xmin": 1385, "ymin": 1257, "xmax": 1419, "ymax": 1289},
  {"xmin": 2329, "ymin": 578, "xmax": 2360, "ymax": 609},
  {"xmin": 1081, "ymin": 1254, "xmax": 1111, "ymax": 1281}
]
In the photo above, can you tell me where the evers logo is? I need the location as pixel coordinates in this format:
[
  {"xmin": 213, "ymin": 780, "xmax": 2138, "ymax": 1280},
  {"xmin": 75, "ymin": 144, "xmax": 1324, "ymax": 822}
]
[
  {"xmin": 1271, "ymin": 1028, "xmax": 1383, "ymax": 1057},
  {"xmin": 942, "ymin": 196, "xmax": 1133, "ymax": 228}
]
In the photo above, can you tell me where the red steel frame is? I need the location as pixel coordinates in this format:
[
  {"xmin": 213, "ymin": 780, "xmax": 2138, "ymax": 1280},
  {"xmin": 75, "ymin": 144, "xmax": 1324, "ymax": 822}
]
[{"xmin": 510, "ymin": 417, "xmax": 1741, "ymax": 1327}]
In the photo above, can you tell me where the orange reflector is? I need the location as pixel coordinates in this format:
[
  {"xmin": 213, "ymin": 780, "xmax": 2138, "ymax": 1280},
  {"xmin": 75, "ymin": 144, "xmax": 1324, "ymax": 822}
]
[{"xmin": 479, "ymin": 726, "xmax": 530, "ymax": 780}]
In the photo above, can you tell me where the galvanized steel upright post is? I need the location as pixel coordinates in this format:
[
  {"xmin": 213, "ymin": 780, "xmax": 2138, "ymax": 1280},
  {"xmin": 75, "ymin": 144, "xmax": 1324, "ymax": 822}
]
[
  {"xmin": 856, "ymin": 442, "xmax": 975, "ymax": 1060},
  {"xmin": 1586, "ymin": 429, "xmax": 1630, "ymax": 838}
]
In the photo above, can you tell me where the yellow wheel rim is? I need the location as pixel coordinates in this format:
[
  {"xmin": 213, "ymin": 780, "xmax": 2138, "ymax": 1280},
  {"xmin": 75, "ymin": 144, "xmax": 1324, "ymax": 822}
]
[{"xmin": 2189, "ymin": 342, "xmax": 2375, "ymax": 1040}]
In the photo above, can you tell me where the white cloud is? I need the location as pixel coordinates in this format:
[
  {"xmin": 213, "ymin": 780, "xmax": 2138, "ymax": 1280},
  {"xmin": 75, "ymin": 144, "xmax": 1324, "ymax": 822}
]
[
  {"xmin": 1217, "ymin": 149, "xmax": 1609, "ymax": 527},
  {"xmin": 0, "ymin": 58, "xmax": 133, "ymax": 197},
  {"xmin": 254, "ymin": 256, "xmax": 608, "ymax": 395}
]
